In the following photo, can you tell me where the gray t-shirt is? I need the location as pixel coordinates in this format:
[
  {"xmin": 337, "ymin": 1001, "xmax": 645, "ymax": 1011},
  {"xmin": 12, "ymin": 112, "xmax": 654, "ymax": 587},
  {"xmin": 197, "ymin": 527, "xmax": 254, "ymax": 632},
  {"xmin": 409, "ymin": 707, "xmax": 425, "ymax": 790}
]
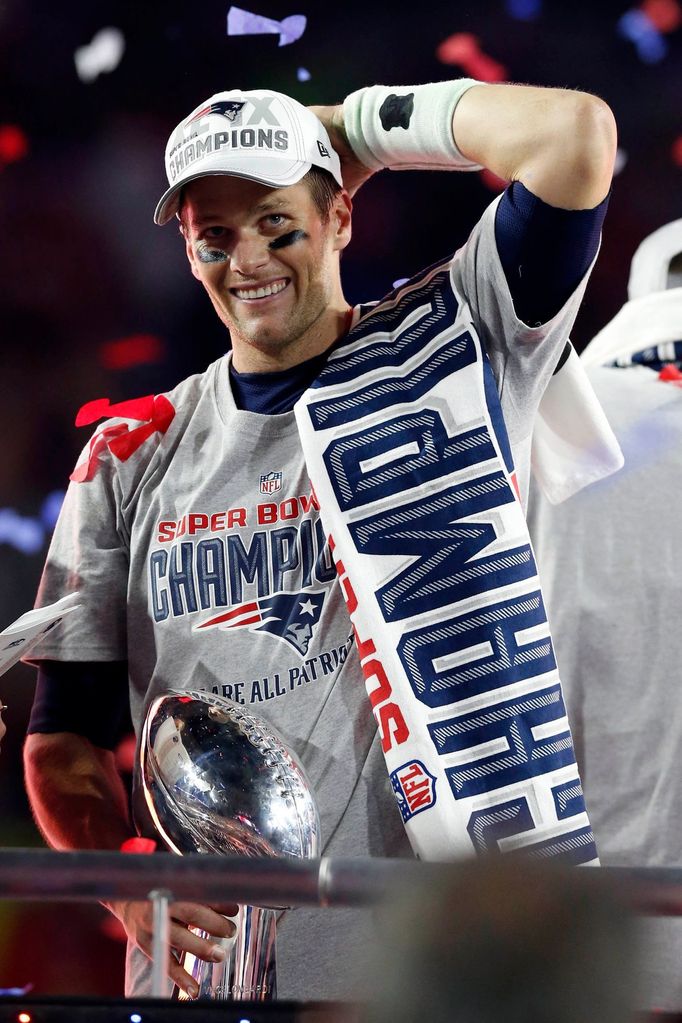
[
  {"xmin": 33, "ymin": 197, "xmax": 593, "ymax": 1000},
  {"xmin": 527, "ymin": 362, "xmax": 682, "ymax": 1012}
]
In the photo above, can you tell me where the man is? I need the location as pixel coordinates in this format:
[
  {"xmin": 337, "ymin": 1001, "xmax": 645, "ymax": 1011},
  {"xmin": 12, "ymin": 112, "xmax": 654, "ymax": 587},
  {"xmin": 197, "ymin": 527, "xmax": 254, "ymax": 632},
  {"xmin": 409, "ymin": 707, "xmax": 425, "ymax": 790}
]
[
  {"xmin": 527, "ymin": 219, "xmax": 682, "ymax": 1012},
  {"xmin": 24, "ymin": 78, "xmax": 616, "ymax": 1000}
]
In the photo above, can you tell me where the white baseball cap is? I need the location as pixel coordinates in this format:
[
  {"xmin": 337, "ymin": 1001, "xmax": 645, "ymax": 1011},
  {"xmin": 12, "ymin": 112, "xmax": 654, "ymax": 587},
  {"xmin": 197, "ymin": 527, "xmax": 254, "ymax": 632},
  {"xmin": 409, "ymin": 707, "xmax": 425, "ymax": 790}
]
[{"xmin": 154, "ymin": 88, "xmax": 344, "ymax": 225}]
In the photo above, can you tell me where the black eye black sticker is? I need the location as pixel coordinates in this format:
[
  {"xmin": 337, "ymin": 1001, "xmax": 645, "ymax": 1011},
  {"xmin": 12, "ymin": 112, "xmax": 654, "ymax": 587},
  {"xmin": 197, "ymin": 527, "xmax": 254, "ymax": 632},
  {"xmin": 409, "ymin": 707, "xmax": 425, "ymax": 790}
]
[
  {"xmin": 269, "ymin": 229, "xmax": 308, "ymax": 250},
  {"xmin": 379, "ymin": 93, "xmax": 415, "ymax": 131},
  {"xmin": 196, "ymin": 240, "xmax": 228, "ymax": 263}
]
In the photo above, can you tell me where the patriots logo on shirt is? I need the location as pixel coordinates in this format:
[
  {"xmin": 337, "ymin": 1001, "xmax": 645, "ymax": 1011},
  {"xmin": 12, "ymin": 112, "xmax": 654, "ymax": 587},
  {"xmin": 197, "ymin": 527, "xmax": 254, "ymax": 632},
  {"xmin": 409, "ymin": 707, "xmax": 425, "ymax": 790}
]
[
  {"xmin": 195, "ymin": 590, "xmax": 325, "ymax": 655},
  {"xmin": 187, "ymin": 100, "xmax": 246, "ymax": 127}
]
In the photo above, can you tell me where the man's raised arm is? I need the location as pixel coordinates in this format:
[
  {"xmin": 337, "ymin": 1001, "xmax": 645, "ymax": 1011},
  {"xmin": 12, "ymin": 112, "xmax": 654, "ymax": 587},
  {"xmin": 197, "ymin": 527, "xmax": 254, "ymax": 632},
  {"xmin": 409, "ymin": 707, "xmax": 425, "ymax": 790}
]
[
  {"xmin": 452, "ymin": 83, "xmax": 616, "ymax": 210},
  {"xmin": 313, "ymin": 79, "xmax": 616, "ymax": 209}
]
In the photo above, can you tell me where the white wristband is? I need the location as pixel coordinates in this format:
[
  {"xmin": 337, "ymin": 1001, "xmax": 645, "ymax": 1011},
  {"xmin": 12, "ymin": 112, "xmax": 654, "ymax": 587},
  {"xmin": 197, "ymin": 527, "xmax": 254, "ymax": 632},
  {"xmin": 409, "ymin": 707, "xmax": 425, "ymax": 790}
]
[{"xmin": 342, "ymin": 80, "xmax": 484, "ymax": 173}]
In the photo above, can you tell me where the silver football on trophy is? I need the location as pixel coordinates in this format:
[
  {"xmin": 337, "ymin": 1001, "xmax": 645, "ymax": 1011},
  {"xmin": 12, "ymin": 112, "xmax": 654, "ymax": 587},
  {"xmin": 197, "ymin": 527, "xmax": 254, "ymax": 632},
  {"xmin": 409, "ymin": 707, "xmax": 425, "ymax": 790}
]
[
  {"xmin": 139, "ymin": 689, "xmax": 320, "ymax": 862},
  {"xmin": 137, "ymin": 690, "xmax": 321, "ymax": 1001}
]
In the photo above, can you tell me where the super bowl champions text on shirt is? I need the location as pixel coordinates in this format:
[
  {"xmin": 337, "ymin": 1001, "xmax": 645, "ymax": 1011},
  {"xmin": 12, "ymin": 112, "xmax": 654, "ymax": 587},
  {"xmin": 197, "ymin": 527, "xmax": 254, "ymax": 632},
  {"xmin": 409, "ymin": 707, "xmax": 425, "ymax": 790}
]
[{"xmin": 149, "ymin": 487, "xmax": 354, "ymax": 705}]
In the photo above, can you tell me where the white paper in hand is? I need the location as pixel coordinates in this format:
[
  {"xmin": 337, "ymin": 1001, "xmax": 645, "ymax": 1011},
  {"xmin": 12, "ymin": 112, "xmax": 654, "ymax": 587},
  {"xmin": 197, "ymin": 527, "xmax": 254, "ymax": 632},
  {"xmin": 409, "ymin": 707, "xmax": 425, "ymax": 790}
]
[{"xmin": 0, "ymin": 594, "xmax": 81, "ymax": 676}]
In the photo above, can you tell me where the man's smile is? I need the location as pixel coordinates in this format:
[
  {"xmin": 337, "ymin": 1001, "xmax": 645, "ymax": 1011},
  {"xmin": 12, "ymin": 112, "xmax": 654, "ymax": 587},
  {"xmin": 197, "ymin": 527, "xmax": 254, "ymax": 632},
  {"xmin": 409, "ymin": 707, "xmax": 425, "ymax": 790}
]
[{"xmin": 230, "ymin": 278, "xmax": 291, "ymax": 302}]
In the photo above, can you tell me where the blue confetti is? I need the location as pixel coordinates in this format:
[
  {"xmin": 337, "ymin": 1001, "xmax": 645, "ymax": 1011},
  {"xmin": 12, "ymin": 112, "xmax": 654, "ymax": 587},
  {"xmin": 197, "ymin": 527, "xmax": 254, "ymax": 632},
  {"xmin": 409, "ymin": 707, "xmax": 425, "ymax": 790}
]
[
  {"xmin": 393, "ymin": 278, "xmax": 409, "ymax": 289},
  {"xmin": 0, "ymin": 983, "xmax": 33, "ymax": 996},
  {"xmin": 617, "ymin": 9, "xmax": 667, "ymax": 63},
  {"xmin": 505, "ymin": 0, "xmax": 542, "ymax": 20},
  {"xmin": 40, "ymin": 490, "xmax": 66, "ymax": 530},
  {"xmin": 0, "ymin": 491, "xmax": 65, "ymax": 554},
  {"xmin": 0, "ymin": 510, "xmax": 44, "ymax": 555},
  {"xmin": 297, "ymin": 67, "xmax": 311, "ymax": 81}
]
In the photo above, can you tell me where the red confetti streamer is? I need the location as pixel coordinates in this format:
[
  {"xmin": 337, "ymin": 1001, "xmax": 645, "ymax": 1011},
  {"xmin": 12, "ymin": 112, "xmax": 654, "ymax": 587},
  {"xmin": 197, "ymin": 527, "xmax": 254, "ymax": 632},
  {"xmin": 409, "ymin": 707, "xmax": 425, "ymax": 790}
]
[
  {"xmin": 120, "ymin": 837, "xmax": 157, "ymax": 853},
  {"xmin": 436, "ymin": 33, "xmax": 507, "ymax": 82},
  {"xmin": 70, "ymin": 394, "xmax": 175, "ymax": 482},
  {"xmin": 672, "ymin": 136, "xmax": 682, "ymax": 167},
  {"xmin": 75, "ymin": 394, "xmax": 156, "ymax": 427},
  {"xmin": 659, "ymin": 364, "xmax": 682, "ymax": 384},
  {"xmin": 641, "ymin": 0, "xmax": 681, "ymax": 33},
  {"xmin": 99, "ymin": 333, "xmax": 165, "ymax": 370},
  {"xmin": 0, "ymin": 124, "xmax": 29, "ymax": 165}
]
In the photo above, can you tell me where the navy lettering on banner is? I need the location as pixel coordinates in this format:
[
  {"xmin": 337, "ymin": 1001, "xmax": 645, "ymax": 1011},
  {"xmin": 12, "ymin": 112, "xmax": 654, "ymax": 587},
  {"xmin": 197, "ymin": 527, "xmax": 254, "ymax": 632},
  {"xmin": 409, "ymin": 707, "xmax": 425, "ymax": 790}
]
[
  {"xmin": 309, "ymin": 333, "xmax": 476, "ymax": 432},
  {"xmin": 428, "ymin": 684, "xmax": 574, "ymax": 799},
  {"xmin": 350, "ymin": 472, "xmax": 535, "ymax": 621},
  {"xmin": 521, "ymin": 826, "xmax": 598, "ymax": 866},
  {"xmin": 466, "ymin": 797, "xmax": 535, "ymax": 854},
  {"xmin": 324, "ymin": 409, "xmax": 497, "ymax": 511},
  {"xmin": 310, "ymin": 267, "xmax": 460, "ymax": 390},
  {"xmin": 398, "ymin": 590, "xmax": 556, "ymax": 708},
  {"xmin": 551, "ymin": 778, "xmax": 586, "ymax": 821}
]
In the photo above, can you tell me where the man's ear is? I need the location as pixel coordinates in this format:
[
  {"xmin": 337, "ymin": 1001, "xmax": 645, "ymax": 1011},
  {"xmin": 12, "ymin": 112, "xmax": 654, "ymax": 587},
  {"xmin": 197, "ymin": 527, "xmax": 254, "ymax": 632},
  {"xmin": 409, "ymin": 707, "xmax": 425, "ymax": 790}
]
[{"xmin": 331, "ymin": 190, "xmax": 353, "ymax": 252}]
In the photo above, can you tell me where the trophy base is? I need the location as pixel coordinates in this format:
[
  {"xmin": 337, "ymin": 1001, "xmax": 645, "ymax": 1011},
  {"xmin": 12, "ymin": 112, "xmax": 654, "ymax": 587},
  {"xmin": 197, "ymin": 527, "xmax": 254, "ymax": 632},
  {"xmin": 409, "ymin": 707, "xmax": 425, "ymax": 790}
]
[{"xmin": 174, "ymin": 905, "xmax": 277, "ymax": 1001}]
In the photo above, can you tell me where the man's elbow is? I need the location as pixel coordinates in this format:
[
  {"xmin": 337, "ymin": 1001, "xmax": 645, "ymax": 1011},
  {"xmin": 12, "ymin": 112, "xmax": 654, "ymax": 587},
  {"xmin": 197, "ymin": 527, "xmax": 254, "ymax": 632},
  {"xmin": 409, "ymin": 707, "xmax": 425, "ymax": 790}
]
[
  {"xmin": 24, "ymin": 731, "xmax": 66, "ymax": 798},
  {"xmin": 24, "ymin": 730, "xmax": 97, "ymax": 786},
  {"xmin": 562, "ymin": 92, "xmax": 618, "ymax": 202}
]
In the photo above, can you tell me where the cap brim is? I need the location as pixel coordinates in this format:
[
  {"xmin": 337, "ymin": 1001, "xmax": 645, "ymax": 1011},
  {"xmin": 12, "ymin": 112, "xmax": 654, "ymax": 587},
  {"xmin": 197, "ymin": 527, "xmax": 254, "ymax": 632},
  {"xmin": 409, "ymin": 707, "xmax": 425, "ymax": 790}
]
[{"xmin": 154, "ymin": 154, "xmax": 312, "ymax": 225}]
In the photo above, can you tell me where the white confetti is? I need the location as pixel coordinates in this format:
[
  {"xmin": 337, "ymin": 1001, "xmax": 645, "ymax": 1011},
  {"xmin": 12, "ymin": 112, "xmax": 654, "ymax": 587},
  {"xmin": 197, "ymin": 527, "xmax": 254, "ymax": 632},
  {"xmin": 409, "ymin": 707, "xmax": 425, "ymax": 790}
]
[
  {"xmin": 613, "ymin": 147, "xmax": 628, "ymax": 176},
  {"xmin": 74, "ymin": 27, "xmax": 125, "ymax": 84},
  {"xmin": 226, "ymin": 7, "xmax": 306, "ymax": 47}
]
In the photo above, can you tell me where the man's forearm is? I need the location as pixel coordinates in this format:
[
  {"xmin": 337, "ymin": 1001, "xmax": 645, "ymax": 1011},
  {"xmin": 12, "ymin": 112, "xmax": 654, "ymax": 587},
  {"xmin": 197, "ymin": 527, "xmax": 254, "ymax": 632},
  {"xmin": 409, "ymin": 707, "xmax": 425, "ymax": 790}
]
[{"xmin": 24, "ymin": 731, "xmax": 131, "ymax": 850}]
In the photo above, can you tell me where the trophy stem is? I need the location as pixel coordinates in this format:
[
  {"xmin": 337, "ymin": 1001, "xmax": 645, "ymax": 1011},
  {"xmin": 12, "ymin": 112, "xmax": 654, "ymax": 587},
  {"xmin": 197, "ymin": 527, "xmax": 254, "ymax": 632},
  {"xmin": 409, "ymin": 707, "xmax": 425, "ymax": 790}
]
[{"xmin": 174, "ymin": 905, "xmax": 278, "ymax": 1001}]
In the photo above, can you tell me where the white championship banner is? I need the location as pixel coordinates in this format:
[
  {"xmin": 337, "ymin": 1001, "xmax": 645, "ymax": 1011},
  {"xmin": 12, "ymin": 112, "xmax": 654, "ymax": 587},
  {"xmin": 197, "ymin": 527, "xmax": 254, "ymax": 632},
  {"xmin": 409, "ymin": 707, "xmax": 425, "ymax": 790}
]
[{"xmin": 295, "ymin": 260, "xmax": 597, "ymax": 864}]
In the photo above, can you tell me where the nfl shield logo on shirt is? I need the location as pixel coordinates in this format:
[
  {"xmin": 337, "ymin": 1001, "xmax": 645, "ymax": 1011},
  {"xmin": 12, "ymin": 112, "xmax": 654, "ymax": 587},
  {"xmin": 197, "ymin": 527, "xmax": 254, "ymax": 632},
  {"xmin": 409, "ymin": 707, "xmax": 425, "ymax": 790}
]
[{"xmin": 259, "ymin": 471, "xmax": 283, "ymax": 495}]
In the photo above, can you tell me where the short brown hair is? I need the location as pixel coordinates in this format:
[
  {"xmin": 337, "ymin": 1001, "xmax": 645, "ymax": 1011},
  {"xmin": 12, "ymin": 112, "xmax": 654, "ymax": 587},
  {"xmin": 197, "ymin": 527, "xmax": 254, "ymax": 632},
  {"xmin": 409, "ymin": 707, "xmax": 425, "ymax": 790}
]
[{"xmin": 302, "ymin": 166, "xmax": 343, "ymax": 222}]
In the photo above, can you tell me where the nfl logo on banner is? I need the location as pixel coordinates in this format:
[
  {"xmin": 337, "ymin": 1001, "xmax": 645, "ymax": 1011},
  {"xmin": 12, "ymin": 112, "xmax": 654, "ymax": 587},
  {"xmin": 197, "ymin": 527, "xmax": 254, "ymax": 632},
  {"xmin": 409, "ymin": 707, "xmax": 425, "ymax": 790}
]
[
  {"xmin": 390, "ymin": 760, "xmax": 437, "ymax": 823},
  {"xmin": 260, "ymin": 471, "xmax": 283, "ymax": 495}
]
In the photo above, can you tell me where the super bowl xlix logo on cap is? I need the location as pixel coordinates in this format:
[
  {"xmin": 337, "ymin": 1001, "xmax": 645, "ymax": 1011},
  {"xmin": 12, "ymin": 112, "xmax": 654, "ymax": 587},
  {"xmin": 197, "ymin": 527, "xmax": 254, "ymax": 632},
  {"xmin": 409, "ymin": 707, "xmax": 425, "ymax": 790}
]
[
  {"xmin": 166, "ymin": 96, "xmax": 290, "ymax": 181},
  {"xmin": 390, "ymin": 760, "xmax": 437, "ymax": 822}
]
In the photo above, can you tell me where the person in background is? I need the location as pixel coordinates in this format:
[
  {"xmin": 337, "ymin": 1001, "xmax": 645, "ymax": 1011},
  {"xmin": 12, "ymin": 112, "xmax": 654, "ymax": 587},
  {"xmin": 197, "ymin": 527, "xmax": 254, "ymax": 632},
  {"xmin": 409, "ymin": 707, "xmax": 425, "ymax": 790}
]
[
  {"xmin": 363, "ymin": 858, "xmax": 636, "ymax": 1023},
  {"xmin": 528, "ymin": 219, "xmax": 682, "ymax": 1012}
]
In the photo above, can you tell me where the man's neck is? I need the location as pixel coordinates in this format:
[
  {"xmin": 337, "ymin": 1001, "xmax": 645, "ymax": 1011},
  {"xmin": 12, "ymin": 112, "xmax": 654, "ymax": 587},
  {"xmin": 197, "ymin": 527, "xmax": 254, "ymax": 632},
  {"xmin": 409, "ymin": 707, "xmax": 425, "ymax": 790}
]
[{"xmin": 230, "ymin": 301, "xmax": 352, "ymax": 373}]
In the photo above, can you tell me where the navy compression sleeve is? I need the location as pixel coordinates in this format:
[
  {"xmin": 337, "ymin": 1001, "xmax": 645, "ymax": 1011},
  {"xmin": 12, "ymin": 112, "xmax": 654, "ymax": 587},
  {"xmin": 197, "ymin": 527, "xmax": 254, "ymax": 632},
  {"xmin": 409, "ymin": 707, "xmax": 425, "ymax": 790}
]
[
  {"xmin": 29, "ymin": 660, "xmax": 132, "ymax": 750},
  {"xmin": 495, "ymin": 180, "xmax": 610, "ymax": 327}
]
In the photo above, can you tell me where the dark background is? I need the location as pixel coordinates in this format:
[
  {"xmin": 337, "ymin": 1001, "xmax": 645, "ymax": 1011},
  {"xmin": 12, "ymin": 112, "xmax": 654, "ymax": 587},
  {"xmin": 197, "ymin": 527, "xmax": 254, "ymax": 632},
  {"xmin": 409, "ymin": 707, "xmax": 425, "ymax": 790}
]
[{"xmin": 0, "ymin": 0, "xmax": 679, "ymax": 996}]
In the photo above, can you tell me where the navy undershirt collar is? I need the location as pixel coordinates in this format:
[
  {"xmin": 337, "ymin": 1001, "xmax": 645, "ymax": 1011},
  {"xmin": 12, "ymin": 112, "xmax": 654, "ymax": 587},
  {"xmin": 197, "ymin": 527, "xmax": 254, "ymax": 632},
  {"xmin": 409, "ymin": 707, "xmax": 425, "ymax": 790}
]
[{"xmin": 229, "ymin": 347, "xmax": 332, "ymax": 415}]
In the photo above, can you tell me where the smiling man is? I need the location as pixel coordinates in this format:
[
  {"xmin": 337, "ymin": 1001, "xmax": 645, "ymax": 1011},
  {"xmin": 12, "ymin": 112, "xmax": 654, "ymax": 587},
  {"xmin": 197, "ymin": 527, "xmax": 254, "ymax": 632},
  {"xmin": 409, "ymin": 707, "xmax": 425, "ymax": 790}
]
[
  {"xmin": 24, "ymin": 80, "xmax": 616, "ymax": 1002},
  {"xmin": 181, "ymin": 173, "xmax": 352, "ymax": 370}
]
